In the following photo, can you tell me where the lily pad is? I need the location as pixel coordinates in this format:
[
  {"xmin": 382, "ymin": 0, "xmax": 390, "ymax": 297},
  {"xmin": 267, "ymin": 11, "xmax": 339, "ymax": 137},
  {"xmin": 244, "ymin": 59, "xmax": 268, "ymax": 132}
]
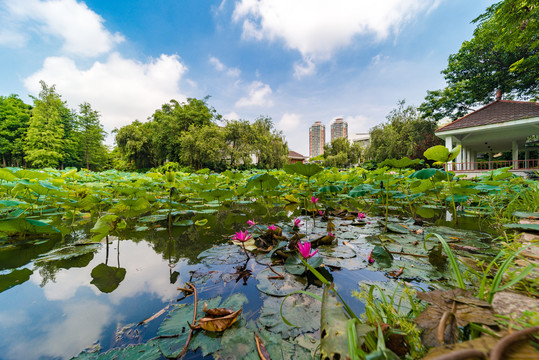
[
  {"xmin": 256, "ymin": 266, "xmax": 305, "ymax": 297},
  {"xmin": 157, "ymin": 296, "xmax": 222, "ymax": 358},
  {"xmin": 503, "ymin": 223, "xmax": 539, "ymax": 232},
  {"xmin": 257, "ymin": 292, "xmax": 321, "ymax": 339},
  {"xmin": 72, "ymin": 340, "xmax": 162, "ymax": 360},
  {"xmin": 197, "ymin": 244, "xmax": 248, "ymax": 265}
]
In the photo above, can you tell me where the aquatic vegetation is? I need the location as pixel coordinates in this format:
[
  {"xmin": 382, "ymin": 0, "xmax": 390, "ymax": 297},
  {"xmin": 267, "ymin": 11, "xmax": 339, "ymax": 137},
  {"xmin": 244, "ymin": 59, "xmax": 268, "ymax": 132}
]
[{"xmin": 0, "ymin": 148, "xmax": 537, "ymax": 359}]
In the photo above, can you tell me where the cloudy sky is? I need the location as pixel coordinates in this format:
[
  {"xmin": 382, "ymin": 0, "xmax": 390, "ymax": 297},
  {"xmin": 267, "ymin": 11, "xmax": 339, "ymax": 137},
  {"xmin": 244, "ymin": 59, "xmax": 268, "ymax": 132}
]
[{"xmin": 0, "ymin": 0, "xmax": 495, "ymax": 155}]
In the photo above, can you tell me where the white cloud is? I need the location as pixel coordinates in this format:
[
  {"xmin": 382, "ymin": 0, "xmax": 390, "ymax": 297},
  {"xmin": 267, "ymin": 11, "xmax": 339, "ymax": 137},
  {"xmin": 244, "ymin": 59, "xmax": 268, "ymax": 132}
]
[
  {"xmin": 235, "ymin": 80, "xmax": 273, "ymax": 108},
  {"xmin": 2, "ymin": 0, "xmax": 124, "ymax": 57},
  {"xmin": 293, "ymin": 57, "xmax": 315, "ymax": 79},
  {"xmin": 278, "ymin": 113, "xmax": 302, "ymax": 132},
  {"xmin": 233, "ymin": 0, "xmax": 440, "ymax": 60},
  {"xmin": 209, "ymin": 56, "xmax": 241, "ymax": 77},
  {"xmin": 223, "ymin": 111, "xmax": 240, "ymax": 120},
  {"xmin": 24, "ymin": 53, "xmax": 187, "ymax": 141}
]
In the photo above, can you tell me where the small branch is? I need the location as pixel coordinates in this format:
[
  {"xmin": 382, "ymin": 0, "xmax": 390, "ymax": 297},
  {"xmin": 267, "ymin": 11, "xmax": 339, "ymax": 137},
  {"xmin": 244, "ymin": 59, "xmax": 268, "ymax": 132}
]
[
  {"xmin": 389, "ymin": 251, "xmax": 429, "ymax": 258},
  {"xmin": 490, "ymin": 325, "xmax": 539, "ymax": 360},
  {"xmin": 177, "ymin": 283, "xmax": 198, "ymax": 359},
  {"xmin": 264, "ymin": 263, "xmax": 284, "ymax": 279},
  {"xmin": 177, "ymin": 286, "xmax": 194, "ymax": 293},
  {"xmin": 427, "ymin": 349, "xmax": 486, "ymax": 360}
]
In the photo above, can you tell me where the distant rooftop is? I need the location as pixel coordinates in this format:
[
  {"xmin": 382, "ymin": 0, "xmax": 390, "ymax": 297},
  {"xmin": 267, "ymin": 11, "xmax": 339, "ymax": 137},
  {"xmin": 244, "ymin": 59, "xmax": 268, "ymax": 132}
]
[
  {"xmin": 288, "ymin": 150, "xmax": 306, "ymax": 159},
  {"xmin": 436, "ymin": 100, "xmax": 539, "ymax": 133}
]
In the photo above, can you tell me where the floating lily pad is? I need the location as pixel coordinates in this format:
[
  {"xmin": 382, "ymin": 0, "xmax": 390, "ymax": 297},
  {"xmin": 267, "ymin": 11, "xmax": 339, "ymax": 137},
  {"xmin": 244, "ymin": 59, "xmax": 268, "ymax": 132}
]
[
  {"xmin": 157, "ymin": 296, "xmax": 222, "ymax": 358},
  {"xmin": 37, "ymin": 243, "xmax": 101, "ymax": 263},
  {"xmin": 503, "ymin": 223, "xmax": 539, "ymax": 232},
  {"xmin": 197, "ymin": 244, "xmax": 248, "ymax": 265},
  {"xmin": 256, "ymin": 266, "xmax": 305, "ymax": 297},
  {"xmin": 512, "ymin": 211, "xmax": 539, "ymax": 219},
  {"xmin": 257, "ymin": 292, "xmax": 321, "ymax": 339},
  {"xmin": 72, "ymin": 340, "xmax": 162, "ymax": 360},
  {"xmin": 173, "ymin": 219, "xmax": 194, "ymax": 227}
]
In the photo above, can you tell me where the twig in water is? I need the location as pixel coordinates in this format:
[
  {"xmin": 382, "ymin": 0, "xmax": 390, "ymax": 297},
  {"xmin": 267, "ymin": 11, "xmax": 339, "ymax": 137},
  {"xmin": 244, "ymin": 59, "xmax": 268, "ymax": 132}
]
[
  {"xmin": 177, "ymin": 283, "xmax": 198, "ymax": 359},
  {"xmin": 264, "ymin": 263, "xmax": 284, "ymax": 279}
]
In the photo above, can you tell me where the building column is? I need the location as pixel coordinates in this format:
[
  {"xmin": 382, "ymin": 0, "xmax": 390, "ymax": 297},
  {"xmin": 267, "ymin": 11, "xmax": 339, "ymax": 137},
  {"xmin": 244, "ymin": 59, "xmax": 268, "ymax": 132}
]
[
  {"xmin": 445, "ymin": 136, "xmax": 453, "ymax": 171},
  {"xmin": 489, "ymin": 152, "xmax": 493, "ymax": 170},
  {"xmin": 471, "ymin": 150, "xmax": 477, "ymax": 170},
  {"xmin": 454, "ymin": 139, "xmax": 462, "ymax": 171},
  {"xmin": 524, "ymin": 150, "xmax": 530, "ymax": 169},
  {"xmin": 512, "ymin": 140, "xmax": 519, "ymax": 169}
]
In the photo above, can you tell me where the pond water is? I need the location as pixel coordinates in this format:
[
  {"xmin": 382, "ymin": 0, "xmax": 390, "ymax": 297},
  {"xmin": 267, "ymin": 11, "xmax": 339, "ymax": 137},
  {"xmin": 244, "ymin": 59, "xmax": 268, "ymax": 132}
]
[{"xmin": 0, "ymin": 206, "xmax": 495, "ymax": 360}]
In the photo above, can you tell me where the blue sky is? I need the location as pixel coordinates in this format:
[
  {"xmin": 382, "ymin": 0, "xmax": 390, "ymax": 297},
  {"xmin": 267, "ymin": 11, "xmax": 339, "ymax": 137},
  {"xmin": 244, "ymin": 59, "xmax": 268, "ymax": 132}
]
[{"xmin": 0, "ymin": 0, "xmax": 495, "ymax": 155}]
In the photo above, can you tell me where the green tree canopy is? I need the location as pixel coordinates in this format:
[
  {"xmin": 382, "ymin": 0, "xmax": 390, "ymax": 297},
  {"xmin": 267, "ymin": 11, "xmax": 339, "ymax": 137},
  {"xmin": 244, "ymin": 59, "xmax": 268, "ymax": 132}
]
[
  {"xmin": 114, "ymin": 120, "xmax": 159, "ymax": 169},
  {"xmin": 420, "ymin": 0, "xmax": 538, "ymax": 121},
  {"xmin": 76, "ymin": 102, "xmax": 108, "ymax": 170},
  {"xmin": 0, "ymin": 95, "xmax": 31, "ymax": 167},
  {"xmin": 151, "ymin": 97, "xmax": 221, "ymax": 162},
  {"xmin": 251, "ymin": 116, "xmax": 288, "ymax": 169},
  {"xmin": 366, "ymin": 101, "xmax": 441, "ymax": 163},
  {"xmin": 25, "ymin": 81, "xmax": 67, "ymax": 168},
  {"xmin": 322, "ymin": 137, "xmax": 361, "ymax": 168}
]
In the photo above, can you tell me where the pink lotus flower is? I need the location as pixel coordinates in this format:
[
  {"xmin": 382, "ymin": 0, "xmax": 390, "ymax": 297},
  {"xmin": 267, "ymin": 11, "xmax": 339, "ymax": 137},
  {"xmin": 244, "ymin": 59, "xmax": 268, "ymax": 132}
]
[
  {"xmin": 297, "ymin": 241, "xmax": 318, "ymax": 259},
  {"xmin": 247, "ymin": 219, "xmax": 256, "ymax": 227},
  {"xmin": 357, "ymin": 213, "xmax": 366, "ymax": 220},
  {"xmin": 319, "ymin": 210, "xmax": 325, "ymax": 216},
  {"xmin": 367, "ymin": 250, "xmax": 374, "ymax": 264},
  {"xmin": 268, "ymin": 224, "xmax": 277, "ymax": 231},
  {"xmin": 388, "ymin": 171, "xmax": 396, "ymax": 175},
  {"xmin": 233, "ymin": 230, "xmax": 252, "ymax": 243},
  {"xmin": 311, "ymin": 196, "xmax": 319, "ymax": 204},
  {"xmin": 293, "ymin": 218, "xmax": 302, "ymax": 227}
]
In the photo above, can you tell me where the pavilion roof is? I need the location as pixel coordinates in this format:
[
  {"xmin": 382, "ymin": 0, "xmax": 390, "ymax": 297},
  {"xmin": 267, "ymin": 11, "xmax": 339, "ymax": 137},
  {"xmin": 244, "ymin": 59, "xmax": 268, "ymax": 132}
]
[
  {"xmin": 288, "ymin": 150, "xmax": 306, "ymax": 159},
  {"xmin": 436, "ymin": 100, "xmax": 539, "ymax": 133}
]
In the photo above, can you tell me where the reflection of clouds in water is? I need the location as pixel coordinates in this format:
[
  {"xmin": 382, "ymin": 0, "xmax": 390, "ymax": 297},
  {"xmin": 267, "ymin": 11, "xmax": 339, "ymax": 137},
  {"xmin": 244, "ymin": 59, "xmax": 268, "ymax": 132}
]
[
  {"xmin": 3, "ymin": 300, "xmax": 113, "ymax": 360},
  {"xmin": 32, "ymin": 240, "xmax": 180, "ymax": 303},
  {"xmin": 107, "ymin": 241, "xmax": 180, "ymax": 304}
]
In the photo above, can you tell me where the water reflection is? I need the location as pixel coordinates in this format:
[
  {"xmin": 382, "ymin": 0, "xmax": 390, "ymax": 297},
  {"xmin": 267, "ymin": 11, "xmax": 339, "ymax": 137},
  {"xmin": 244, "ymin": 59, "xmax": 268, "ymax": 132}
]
[{"xmin": 0, "ymin": 239, "xmax": 189, "ymax": 360}]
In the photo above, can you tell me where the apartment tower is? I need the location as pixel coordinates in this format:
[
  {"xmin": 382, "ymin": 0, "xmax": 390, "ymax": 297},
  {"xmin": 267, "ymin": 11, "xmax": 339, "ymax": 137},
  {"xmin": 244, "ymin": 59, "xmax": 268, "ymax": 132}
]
[
  {"xmin": 309, "ymin": 121, "xmax": 325, "ymax": 158},
  {"xmin": 331, "ymin": 117, "xmax": 348, "ymax": 141}
]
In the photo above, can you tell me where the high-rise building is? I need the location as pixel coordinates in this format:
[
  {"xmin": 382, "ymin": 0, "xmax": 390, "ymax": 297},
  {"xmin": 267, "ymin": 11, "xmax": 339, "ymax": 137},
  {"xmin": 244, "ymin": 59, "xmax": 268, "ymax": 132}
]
[
  {"xmin": 330, "ymin": 117, "xmax": 348, "ymax": 141},
  {"xmin": 309, "ymin": 121, "xmax": 325, "ymax": 158}
]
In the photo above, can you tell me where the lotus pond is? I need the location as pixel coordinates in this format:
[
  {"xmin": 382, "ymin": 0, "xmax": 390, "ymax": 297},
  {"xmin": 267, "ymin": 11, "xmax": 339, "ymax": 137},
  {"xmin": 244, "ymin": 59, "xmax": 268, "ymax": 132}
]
[{"xmin": 0, "ymin": 159, "xmax": 537, "ymax": 360}]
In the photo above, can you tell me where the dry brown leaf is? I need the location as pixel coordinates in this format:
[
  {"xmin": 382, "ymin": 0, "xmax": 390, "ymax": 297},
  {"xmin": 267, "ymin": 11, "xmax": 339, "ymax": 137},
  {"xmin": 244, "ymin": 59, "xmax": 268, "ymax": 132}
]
[
  {"xmin": 202, "ymin": 302, "xmax": 235, "ymax": 317},
  {"xmin": 196, "ymin": 308, "xmax": 242, "ymax": 332},
  {"xmin": 254, "ymin": 332, "xmax": 271, "ymax": 360}
]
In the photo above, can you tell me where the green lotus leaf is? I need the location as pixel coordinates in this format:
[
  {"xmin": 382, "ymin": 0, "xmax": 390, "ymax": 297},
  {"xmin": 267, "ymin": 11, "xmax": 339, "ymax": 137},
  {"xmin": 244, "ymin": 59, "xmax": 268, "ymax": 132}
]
[{"xmin": 283, "ymin": 163, "xmax": 323, "ymax": 178}]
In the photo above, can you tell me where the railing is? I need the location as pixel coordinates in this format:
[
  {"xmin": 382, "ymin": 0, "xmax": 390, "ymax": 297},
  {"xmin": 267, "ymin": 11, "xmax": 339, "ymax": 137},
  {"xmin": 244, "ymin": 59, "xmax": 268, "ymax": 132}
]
[{"xmin": 444, "ymin": 159, "xmax": 539, "ymax": 172}]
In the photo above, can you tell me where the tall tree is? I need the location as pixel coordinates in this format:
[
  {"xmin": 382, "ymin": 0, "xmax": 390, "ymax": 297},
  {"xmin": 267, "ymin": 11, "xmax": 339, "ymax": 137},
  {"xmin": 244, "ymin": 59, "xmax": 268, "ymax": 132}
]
[
  {"xmin": 322, "ymin": 137, "xmax": 362, "ymax": 168},
  {"xmin": 251, "ymin": 117, "xmax": 289, "ymax": 169},
  {"xmin": 114, "ymin": 120, "xmax": 159, "ymax": 169},
  {"xmin": 224, "ymin": 119, "xmax": 253, "ymax": 168},
  {"xmin": 420, "ymin": 0, "xmax": 538, "ymax": 121},
  {"xmin": 25, "ymin": 81, "xmax": 66, "ymax": 168},
  {"xmin": 178, "ymin": 124, "xmax": 227, "ymax": 170},
  {"xmin": 76, "ymin": 102, "xmax": 107, "ymax": 170},
  {"xmin": 0, "ymin": 95, "xmax": 31, "ymax": 167},
  {"xmin": 366, "ymin": 101, "xmax": 441, "ymax": 162},
  {"xmin": 151, "ymin": 97, "xmax": 221, "ymax": 162}
]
